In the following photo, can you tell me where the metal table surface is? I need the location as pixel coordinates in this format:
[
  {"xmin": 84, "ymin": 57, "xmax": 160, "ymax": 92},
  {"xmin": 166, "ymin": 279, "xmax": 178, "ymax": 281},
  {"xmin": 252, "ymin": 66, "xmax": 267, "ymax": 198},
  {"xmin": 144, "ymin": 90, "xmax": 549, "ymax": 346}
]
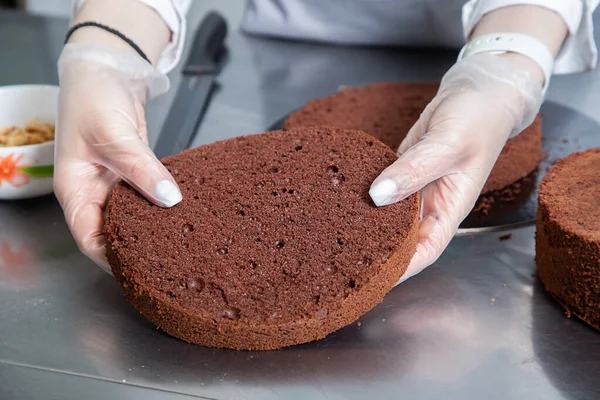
[{"xmin": 1, "ymin": 3, "xmax": 600, "ymax": 400}]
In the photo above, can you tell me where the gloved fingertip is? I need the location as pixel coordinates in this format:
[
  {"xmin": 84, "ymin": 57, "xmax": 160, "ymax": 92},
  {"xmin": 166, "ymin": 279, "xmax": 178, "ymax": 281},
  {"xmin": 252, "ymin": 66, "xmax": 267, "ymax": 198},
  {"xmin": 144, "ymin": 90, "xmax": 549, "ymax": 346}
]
[
  {"xmin": 96, "ymin": 257, "xmax": 114, "ymax": 276},
  {"xmin": 395, "ymin": 244, "xmax": 426, "ymax": 285},
  {"xmin": 155, "ymin": 179, "xmax": 183, "ymax": 207},
  {"xmin": 82, "ymin": 237, "xmax": 114, "ymax": 275},
  {"xmin": 369, "ymin": 178, "xmax": 398, "ymax": 206}
]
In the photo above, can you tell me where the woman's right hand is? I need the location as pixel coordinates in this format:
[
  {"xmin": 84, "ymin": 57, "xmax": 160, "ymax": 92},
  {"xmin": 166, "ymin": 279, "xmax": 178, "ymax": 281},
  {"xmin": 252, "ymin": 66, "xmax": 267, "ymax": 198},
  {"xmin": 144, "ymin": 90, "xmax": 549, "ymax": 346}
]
[{"xmin": 55, "ymin": 43, "xmax": 182, "ymax": 273}]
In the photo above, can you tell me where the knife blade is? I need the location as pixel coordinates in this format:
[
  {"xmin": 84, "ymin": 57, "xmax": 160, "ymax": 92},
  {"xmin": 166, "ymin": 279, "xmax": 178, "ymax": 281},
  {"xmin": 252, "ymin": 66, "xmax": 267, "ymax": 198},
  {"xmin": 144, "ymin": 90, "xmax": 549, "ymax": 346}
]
[{"xmin": 154, "ymin": 11, "xmax": 227, "ymax": 159}]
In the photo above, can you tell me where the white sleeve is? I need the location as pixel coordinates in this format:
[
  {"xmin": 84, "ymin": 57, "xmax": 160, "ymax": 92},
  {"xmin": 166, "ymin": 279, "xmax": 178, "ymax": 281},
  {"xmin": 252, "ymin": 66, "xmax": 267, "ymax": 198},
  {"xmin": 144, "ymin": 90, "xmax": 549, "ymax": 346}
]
[
  {"xmin": 462, "ymin": 0, "xmax": 600, "ymax": 74},
  {"xmin": 71, "ymin": 0, "xmax": 191, "ymax": 73}
]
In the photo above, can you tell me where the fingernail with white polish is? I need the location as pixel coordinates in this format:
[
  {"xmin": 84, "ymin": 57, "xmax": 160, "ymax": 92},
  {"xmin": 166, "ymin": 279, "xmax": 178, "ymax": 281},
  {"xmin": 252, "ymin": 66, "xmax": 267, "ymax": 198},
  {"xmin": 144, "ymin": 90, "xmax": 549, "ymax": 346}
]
[
  {"xmin": 155, "ymin": 180, "xmax": 183, "ymax": 207},
  {"xmin": 369, "ymin": 178, "xmax": 398, "ymax": 206}
]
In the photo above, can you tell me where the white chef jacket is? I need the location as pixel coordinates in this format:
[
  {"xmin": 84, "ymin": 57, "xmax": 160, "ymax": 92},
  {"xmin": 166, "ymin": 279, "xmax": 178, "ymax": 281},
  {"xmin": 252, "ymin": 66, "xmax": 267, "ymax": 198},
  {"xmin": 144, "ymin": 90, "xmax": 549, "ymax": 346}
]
[{"xmin": 72, "ymin": 0, "xmax": 598, "ymax": 75}]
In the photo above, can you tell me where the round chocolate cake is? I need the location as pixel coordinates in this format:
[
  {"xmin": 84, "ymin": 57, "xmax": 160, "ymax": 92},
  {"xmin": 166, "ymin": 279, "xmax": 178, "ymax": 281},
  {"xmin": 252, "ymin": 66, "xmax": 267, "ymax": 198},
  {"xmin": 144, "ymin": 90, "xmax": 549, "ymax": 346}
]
[
  {"xmin": 536, "ymin": 148, "xmax": 600, "ymax": 330},
  {"xmin": 284, "ymin": 82, "xmax": 542, "ymax": 194},
  {"xmin": 104, "ymin": 126, "xmax": 420, "ymax": 350}
]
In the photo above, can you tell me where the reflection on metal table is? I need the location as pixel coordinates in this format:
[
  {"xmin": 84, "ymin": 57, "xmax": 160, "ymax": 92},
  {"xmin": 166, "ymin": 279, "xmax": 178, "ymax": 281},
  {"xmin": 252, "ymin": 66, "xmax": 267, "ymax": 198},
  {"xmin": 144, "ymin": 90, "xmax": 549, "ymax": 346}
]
[{"xmin": 1, "ymin": 3, "xmax": 600, "ymax": 400}]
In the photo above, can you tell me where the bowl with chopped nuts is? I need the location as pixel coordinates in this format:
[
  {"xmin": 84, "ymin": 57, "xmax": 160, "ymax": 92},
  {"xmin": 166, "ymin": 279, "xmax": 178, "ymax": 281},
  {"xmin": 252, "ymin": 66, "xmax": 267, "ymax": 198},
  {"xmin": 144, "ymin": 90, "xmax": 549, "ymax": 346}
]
[{"xmin": 0, "ymin": 85, "xmax": 58, "ymax": 200}]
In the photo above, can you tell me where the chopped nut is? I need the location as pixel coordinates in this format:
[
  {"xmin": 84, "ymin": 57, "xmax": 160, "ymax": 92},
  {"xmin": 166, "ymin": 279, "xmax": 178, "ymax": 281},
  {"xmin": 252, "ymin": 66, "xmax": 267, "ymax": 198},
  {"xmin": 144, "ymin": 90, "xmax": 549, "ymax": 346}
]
[
  {"xmin": 26, "ymin": 134, "xmax": 45, "ymax": 145},
  {"xmin": 0, "ymin": 118, "xmax": 55, "ymax": 147},
  {"xmin": 24, "ymin": 118, "xmax": 48, "ymax": 133},
  {"xmin": 6, "ymin": 130, "xmax": 27, "ymax": 146}
]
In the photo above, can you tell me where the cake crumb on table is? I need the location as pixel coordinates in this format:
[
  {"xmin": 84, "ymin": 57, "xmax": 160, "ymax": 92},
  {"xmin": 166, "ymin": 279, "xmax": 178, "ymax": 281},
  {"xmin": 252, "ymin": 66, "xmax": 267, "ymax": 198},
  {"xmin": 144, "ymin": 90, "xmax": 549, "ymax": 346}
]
[{"xmin": 498, "ymin": 233, "xmax": 513, "ymax": 241}]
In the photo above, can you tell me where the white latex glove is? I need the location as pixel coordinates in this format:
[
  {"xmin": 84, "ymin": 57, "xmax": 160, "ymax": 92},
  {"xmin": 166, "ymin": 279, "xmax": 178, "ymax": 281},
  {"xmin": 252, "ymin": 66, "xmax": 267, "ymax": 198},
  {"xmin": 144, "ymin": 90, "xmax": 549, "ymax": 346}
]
[
  {"xmin": 369, "ymin": 53, "xmax": 543, "ymax": 284},
  {"xmin": 55, "ymin": 43, "xmax": 181, "ymax": 272}
]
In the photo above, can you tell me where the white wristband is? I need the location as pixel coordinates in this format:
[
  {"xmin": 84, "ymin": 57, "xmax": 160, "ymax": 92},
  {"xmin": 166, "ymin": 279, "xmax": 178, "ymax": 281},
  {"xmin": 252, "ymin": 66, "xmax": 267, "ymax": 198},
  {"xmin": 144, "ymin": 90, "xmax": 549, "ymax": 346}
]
[{"xmin": 457, "ymin": 32, "xmax": 554, "ymax": 92}]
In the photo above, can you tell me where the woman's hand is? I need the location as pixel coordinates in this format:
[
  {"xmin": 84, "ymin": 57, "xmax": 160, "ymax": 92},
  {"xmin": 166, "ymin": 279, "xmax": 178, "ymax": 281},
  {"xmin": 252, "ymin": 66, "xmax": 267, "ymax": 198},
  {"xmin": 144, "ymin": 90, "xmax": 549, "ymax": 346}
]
[
  {"xmin": 54, "ymin": 43, "xmax": 181, "ymax": 272},
  {"xmin": 369, "ymin": 53, "xmax": 543, "ymax": 283}
]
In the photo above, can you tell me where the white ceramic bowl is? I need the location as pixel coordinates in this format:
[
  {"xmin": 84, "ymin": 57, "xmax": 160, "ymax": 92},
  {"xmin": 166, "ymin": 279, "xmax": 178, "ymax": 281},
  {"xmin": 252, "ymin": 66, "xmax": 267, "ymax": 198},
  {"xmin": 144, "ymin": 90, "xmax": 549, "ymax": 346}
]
[{"xmin": 0, "ymin": 85, "xmax": 58, "ymax": 200}]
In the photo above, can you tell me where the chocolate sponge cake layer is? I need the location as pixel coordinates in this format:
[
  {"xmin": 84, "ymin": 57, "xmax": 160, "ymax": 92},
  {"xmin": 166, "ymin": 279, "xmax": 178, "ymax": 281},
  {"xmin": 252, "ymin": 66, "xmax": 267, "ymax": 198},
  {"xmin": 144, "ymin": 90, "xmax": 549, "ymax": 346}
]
[
  {"xmin": 104, "ymin": 127, "xmax": 420, "ymax": 350},
  {"xmin": 536, "ymin": 148, "xmax": 600, "ymax": 330},
  {"xmin": 285, "ymin": 82, "xmax": 439, "ymax": 152},
  {"xmin": 284, "ymin": 82, "xmax": 542, "ymax": 194}
]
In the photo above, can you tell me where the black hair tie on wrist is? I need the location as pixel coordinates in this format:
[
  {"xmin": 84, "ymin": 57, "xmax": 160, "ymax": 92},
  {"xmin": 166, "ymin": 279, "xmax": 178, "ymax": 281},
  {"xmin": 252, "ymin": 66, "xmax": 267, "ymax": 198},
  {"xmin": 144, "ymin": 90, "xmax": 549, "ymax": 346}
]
[{"xmin": 64, "ymin": 21, "xmax": 151, "ymax": 64}]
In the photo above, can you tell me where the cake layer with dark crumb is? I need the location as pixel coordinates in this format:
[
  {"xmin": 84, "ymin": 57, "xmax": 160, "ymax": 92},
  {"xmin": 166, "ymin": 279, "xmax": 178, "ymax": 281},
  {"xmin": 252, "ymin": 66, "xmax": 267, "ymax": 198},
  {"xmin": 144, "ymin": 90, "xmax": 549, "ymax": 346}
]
[
  {"xmin": 284, "ymin": 82, "xmax": 542, "ymax": 194},
  {"xmin": 104, "ymin": 126, "xmax": 420, "ymax": 350},
  {"xmin": 536, "ymin": 148, "xmax": 600, "ymax": 330}
]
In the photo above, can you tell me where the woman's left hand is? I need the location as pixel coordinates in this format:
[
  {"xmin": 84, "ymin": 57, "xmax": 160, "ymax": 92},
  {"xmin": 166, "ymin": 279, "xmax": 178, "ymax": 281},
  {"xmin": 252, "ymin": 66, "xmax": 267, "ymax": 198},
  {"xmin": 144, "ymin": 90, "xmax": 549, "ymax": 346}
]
[{"xmin": 369, "ymin": 53, "xmax": 544, "ymax": 283}]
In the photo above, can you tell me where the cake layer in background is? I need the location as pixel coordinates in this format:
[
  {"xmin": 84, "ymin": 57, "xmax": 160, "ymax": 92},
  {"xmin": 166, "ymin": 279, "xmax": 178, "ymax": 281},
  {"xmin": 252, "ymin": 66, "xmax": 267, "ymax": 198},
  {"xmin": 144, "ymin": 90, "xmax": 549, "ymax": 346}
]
[{"xmin": 284, "ymin": 82, "xmax": 543, "ymax": 195}]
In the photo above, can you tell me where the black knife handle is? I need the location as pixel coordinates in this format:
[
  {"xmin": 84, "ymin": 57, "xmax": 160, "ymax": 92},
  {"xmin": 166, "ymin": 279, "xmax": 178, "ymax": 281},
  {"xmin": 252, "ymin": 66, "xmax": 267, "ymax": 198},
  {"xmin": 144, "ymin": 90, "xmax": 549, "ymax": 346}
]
[{"xmin": 183, "ymin": 11, "xmax": 227, "ymax": 75}]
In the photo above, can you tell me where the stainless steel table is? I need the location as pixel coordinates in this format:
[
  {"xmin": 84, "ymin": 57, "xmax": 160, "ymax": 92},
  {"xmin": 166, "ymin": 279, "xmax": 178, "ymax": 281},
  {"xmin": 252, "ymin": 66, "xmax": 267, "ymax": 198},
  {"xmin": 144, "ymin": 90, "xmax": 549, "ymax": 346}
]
[{"xmin": 2, "ymin": 3, "xmax": 600, "ymax": 400}]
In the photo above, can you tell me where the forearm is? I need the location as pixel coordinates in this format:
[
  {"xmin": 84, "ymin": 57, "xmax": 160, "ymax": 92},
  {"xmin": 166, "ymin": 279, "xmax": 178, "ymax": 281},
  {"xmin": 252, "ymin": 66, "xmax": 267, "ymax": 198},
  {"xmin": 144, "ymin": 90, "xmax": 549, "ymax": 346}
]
[
  {"xmin": 470, "ymin": 5, "xmax": 569, "ymax": 85},
  {"xmin": 69, "ymin": 0, "xmax": 171, "ymax": 66}
]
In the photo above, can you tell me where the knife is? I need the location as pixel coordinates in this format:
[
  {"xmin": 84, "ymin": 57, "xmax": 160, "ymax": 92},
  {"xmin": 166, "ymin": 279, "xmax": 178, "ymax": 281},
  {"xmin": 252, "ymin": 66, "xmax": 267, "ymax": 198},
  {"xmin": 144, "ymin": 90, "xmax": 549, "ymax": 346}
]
[{"xmin": 153, "ymin": 11, "xmax": 228, "ymax": 159}]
